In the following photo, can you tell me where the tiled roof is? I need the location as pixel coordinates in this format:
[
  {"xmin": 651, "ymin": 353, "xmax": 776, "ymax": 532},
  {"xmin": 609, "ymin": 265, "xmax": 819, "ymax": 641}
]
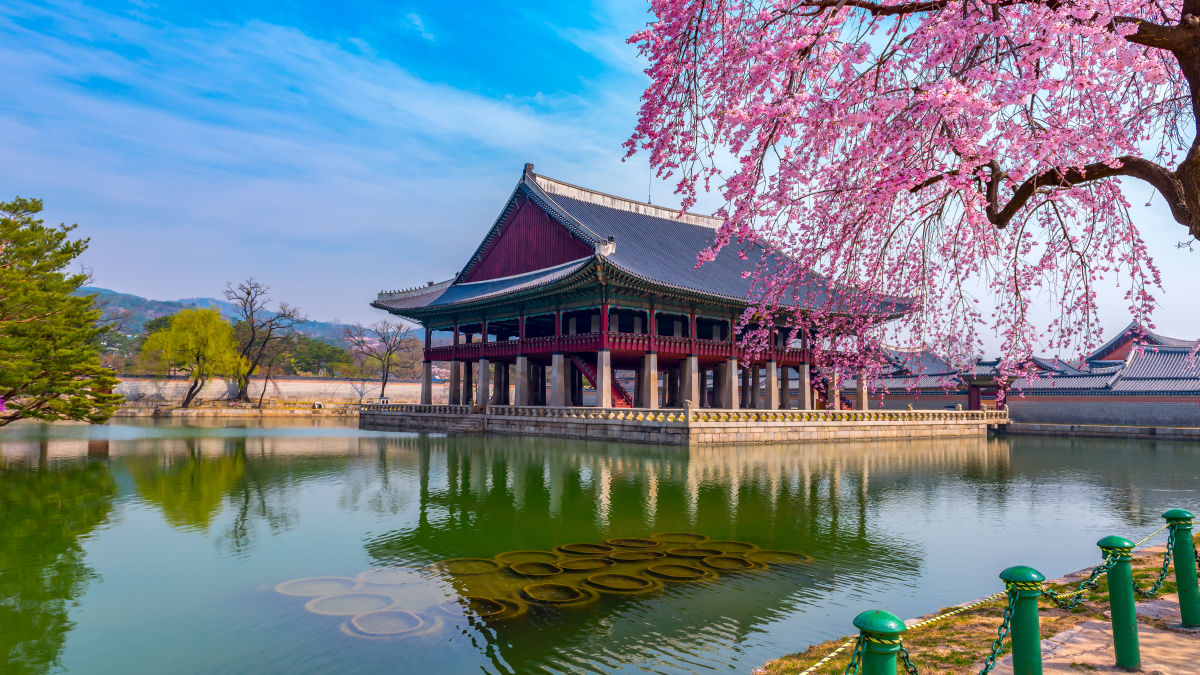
[
  {"xmin": 1110, "ymin": 378, "xmax": 1200, "ymax": 392},
  {"xmin": 376, "ymin": 167, "xmax": 909, "ymax": 315},
  {"xmin": 1012, "ymin": 374, "xmax": 1114, "ymax": 390},
  {"xmin": 1086, "ymin": 321, "xmax": 1197, "ymax": 360},
  {"xmin": 375, "ymin": 259, "xmax": 589, "ymax": 310},
  {"xmin": 882, "ymin": 348, "xmax": 955, "ymax": 376},
  {"xmin": 1120, "ymin": 347, "xmax": 1200, "ymax": 379}
]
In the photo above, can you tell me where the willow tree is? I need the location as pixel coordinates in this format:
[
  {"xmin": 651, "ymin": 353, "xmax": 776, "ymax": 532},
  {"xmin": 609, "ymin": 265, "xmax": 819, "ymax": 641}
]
[
  {"xmin": 139, "ymin": 308, "xmax": 243, "ymax": 408},
  {"xmin": 627, "ymin": 0, "xmax": 1198, "ymax": 379},
  {"xmin": 0, "ymin": 198, "xmax": 121, "ymax": 426}
]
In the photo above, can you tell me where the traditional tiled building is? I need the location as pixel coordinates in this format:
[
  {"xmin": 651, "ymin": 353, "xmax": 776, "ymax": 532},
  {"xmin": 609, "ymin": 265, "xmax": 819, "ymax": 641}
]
[{"xmin": 373, "ymin": 165, "xmax": 905, "ymax": 410}]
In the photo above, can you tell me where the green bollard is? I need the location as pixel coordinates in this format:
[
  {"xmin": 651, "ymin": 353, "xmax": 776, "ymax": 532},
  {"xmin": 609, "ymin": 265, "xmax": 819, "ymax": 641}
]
[
  {"xmin": 1163, "ymin": 508, "xmax": 1200, "ymax": 627},
  {"xmin": 851, "ymin": 609, "xmax": 906, "ymax": 675},
  {"xmin": 1098, "ymin": 535, "xmax": 1140, "ymax": 671},
  {"xmin": 999, "ymin": 566, "xmax": 1045, "ymax": 675}
]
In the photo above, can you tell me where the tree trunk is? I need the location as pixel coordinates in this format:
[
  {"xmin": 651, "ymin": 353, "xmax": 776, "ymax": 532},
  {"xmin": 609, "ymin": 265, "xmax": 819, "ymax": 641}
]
[
  {"xmin": 182, "ymin": 375, "xmax": 205, "ymax": 408},
  {"xmin": 380, "ymin": 372, "xmax": 389, "ymax": 398}
]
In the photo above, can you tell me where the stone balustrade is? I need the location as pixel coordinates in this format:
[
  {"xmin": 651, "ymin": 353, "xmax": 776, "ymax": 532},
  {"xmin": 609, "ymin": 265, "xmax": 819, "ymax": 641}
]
[{"xmin": 358, "ymin": 403, "xmax": 1007, "ymax": 445}]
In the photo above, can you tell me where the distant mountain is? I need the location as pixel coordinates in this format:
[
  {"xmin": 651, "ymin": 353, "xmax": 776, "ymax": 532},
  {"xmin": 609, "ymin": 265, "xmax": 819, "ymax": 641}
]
[{"xmin": 79, "ymin": 287, "xmax": 377, "ymax": 345}]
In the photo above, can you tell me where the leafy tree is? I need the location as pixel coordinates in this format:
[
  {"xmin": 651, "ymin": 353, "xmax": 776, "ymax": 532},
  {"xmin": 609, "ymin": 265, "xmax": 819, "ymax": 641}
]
[
  {"xmin": 142, "ymin": 314, "xmax": 173, "ymax": 335},
  {"xmin": 286, "ymin": 334, "xmax": 353, "ymax": 376},
  {"xmin": 0, "ymin": 198, "xmax": 122, "ymax": 426},
  {"xmin": 628, "ymin": 0, "xmax": 1200, "ymax": 375},
  {"xmin": 344, "ymin": 321, "xmax": 421, "ymax": 397},
  {"xmin": 139, "ymin": 308, "xmax": 243, "ymax": 408},
  {"xmin": 224, "ymin": 278, "xmax": 304, "ymax": 402}
]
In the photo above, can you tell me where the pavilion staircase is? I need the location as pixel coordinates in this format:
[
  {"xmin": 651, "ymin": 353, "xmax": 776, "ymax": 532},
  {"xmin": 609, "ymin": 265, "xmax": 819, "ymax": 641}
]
[{"xmin": 569, "ymin": 355, "xmax": 634, "ymax": 408}]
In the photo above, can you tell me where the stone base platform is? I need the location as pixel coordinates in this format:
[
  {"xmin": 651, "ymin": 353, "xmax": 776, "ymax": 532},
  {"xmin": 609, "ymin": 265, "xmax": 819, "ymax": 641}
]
[
  {"xmin": 1001, "ymin": 422, "xmax": 1200, "ymax": 441},
  {"xmin": 359, "ymin": 404, "xmax": 1007, "ymax": 445}
]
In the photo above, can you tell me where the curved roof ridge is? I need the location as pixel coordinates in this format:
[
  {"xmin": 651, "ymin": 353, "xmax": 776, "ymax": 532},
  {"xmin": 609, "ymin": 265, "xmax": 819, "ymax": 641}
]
[{"xmin": 531, "ymin": 172, "xmax": 723, "ymax": 230}]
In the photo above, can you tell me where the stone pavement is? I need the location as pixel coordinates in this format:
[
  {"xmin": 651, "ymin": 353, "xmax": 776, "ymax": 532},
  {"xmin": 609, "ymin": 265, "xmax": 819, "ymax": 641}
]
[{"xmin": 988, "ymin": 594, "xmax": 1200, "ymax": 674}]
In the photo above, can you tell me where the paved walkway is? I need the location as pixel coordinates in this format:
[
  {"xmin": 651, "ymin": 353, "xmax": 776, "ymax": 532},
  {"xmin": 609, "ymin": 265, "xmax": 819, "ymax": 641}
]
[{"xmin": 989, "ymin": 594, "xmax": 1200, "ymax": 674}]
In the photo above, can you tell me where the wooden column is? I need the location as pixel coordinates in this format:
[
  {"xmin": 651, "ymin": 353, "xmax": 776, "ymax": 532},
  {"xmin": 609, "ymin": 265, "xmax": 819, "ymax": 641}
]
[
  {"xmin": 640, "ymin": 353, "xmax": 658, "ymax": 409},
  {"xmin": 765, "ymin": 360, "xmax": 779, "ymax": 409},
  {"xmin": 798, "ymin": 363, "xmax": 812, "ymax": 410},
  {"xmin": 420, "ymin": 325, "xmax": 432, "ymax": 405}
]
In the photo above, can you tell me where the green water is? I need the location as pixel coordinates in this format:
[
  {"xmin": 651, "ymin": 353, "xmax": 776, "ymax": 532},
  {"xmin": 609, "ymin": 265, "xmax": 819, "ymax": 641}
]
[{"xmin": 1, "ymin": 420, "xmax": 1197, "ymax": 674}]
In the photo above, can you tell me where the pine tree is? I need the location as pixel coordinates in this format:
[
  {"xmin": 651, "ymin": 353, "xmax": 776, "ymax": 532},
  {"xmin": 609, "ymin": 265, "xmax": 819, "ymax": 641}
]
[{"xmin": 0, "ymin": 198, "xmax": 122, "ymax": 426}]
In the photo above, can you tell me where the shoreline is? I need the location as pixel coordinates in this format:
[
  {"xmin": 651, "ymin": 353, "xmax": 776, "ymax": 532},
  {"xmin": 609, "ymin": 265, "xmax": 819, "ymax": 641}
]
[{"xmin": 756, "ymin": 537, "xmax": 1196, "ymax": 674}]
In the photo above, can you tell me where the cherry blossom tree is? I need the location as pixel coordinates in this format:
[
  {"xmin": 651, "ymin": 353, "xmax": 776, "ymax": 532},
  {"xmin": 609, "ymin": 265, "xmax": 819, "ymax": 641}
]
[{"xmin": 627, "ymin": 0, "xmax": 1198, "ymax": 392}]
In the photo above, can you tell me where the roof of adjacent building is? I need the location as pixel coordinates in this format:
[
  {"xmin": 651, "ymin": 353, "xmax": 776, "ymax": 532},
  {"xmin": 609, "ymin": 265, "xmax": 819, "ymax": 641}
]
[
  {"xmin": 374, "ymin": 166, "xmax": 908, "ymax": 317},
  {"xmin": 1086, "ymin": 321, "xmax": 1196, "ymax": 361}
]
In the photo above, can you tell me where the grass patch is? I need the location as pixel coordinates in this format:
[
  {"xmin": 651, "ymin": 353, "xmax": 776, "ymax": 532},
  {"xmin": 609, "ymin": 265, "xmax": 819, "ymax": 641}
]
[{"xmin": 757, "ymin": 535, "xmax": 1196, "ymax": 674}]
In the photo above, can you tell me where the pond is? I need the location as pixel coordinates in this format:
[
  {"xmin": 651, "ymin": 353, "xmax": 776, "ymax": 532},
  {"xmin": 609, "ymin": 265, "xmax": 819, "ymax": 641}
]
[{"xmin": 1, "ymin": 420, "xmax": 1197, "ymax": 674}]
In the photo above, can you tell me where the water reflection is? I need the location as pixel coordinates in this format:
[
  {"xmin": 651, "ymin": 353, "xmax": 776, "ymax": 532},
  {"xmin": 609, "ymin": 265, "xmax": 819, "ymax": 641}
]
[
  {"xmin": 0, "ymin": 422, "xmax": 1197, "ymax": 674},
  {"xmin": 0, "ymin": 458, "xmax": 115, "ymax": 675}
]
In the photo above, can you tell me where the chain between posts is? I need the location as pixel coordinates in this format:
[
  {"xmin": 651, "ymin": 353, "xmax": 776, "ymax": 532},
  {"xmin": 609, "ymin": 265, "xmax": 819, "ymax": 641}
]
[
  {"xmin": 978, "ymin": 590, "xmax": 1018, "ymax": 675},
  {"xmin": 1134, "ymin": 526, "xmax": 1176, "ymax": 599},
  {"xmin": 1043, "ymin": 555, "xmax": 1118, "ymax": 610}
]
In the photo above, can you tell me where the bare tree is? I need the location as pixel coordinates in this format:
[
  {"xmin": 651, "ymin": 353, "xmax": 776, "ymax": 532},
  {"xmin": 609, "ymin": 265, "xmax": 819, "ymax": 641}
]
[
  {"xmin": 344, "ymin": 320, "xmax": 422, "ymax": 398},
  {"xmin": 224, "ymin": 278, "xmax": 305, "ymax": 402}
]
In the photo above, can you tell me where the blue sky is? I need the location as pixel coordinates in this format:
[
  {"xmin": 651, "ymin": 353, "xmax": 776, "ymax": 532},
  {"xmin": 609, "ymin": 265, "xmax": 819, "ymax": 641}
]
[{"xmin": 2, "ymin": 0, "xmax": 1198, "ymax": 350}]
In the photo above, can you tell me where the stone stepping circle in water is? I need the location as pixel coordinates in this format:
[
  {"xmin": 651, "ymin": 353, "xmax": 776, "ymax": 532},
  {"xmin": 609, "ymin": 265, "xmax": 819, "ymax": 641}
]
[
  {"xmin": 666, "ymin": 547, "xmax": 725, "ymax": 559},
  {"xmin": 438, "ymin": 595, "xmax": 508, "ymax": 619},
  {"xmin": 604, "ymin": 537, "xmax": 659, "ymax": 548},
  {"xmin": 508, "ymin": 561, "xmax": 562, "ymax": 577},
  {"xmin": 557, "ymin": 557, "xmax": 614, "ymax": 571},
  {"xmin": 701, "ymin": 555, "xmax": 763, "ymax": 572},
  {"xmin": 495, "ymin": 550, "xmax": 560, "ymax": 564},
  {"xmin": 584, "ymin": 573, "xmax": 660, "ymax": 594},
  {"xmin": 645, "ymin": 563, "xmax": 711, "ymax": 581},
  {"xmin": 305, "ymin": 592, "xmax": 394, "ymax": 616},
  {"xmin": 521, "ymin": 582, "xmax": 596, "ymax": 606},
  {"xmin": 704, "ymin": 540, "xmax": 758, "ymax": 554},
  {"xmin": 275, "ymin": 576, "xmax": 359, "ymax": 597},
  {"xmin": 349, "ymin": 609, "xmax": 424, "ymax": 636},
  {"xmin": 608, "ymin": 550, "xmax": 666, "ymax": 562},
  {"xmin": 651, "ymin": 532, "xmax": 708, "ymax": 544},
  {"xmin": 557, "ymin": 543, "xmax": 614, "ymax": 556}
]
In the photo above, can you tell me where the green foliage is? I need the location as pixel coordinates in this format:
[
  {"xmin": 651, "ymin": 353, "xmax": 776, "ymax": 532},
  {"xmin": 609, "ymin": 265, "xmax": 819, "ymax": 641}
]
[
  {"xmin": 142, "ymin": 314, "xmax": 172, "ymax": 335},
  {"xmin": 0, "ymin": 198, "xmax": 123, "ymax": 426},
  {"xmin": 286, "ymin": 334, "xmax": 353, "ymax": 376},
  {"xmin": 138, "ymin": 308, "xmax": 244, "ymax": 407},
  {"xmin": 0, "ymin": 461, "xmax": 117, "ymax": 674},
  {"xmin": 130, "ymin": 450, "xmax": 245, "ymax": 530}
]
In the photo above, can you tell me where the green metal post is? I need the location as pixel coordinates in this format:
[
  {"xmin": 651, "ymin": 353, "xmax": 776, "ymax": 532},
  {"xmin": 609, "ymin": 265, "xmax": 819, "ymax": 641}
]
[
  {"xmin": 1163, "ymin": 508, "xmax": 1200, "ymax": 627},
  {"xmin": 999, "ymin": 566, "xmax": 1045, "ymax": 675},
  {"xmin": 1098, "ymin": 535, "xmax": 1140, "ymax": 671},
  {"xmin": 851, "ymin": 609, "xmax": 906, "ymax": 675}
]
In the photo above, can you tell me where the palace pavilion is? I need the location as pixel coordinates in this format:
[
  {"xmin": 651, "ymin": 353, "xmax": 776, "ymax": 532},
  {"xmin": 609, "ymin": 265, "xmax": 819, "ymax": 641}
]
[{"xmin": 372, "ymin": 164, "xmax": 905, "ymax": 410}]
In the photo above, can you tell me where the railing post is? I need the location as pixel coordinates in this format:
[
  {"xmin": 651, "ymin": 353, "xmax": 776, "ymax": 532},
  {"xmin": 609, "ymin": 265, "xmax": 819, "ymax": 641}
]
[
  {"xmin": 999, "ymin": 565, "xmax": 1045, "ymax": 675},
  {"xmin": 1097, "ymin": 536, "xmax": 1139, "ymax": 671},
  {"xmin": 851, "ymin": 609, "xmax": 906, "ymax": 675},
  {"xmin": 1163, "ymin": 508, "xmax": 1200, "ymax": 627}
]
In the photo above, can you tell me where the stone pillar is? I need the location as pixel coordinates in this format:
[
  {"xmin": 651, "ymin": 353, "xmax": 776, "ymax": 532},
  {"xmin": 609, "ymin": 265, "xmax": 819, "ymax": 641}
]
[
  {"xmin": 550, "ymin": 354, "xmax": 567, "ymax": 406},
  {"xmin": 448, "ymin": 361, "xmax": 461, "ymax": 405},
  {"xmin": 514, "ymin": 356, "xmax": 529, "ymax": 406},
  {"xmin": 779, "ymin": 365, "xmax": 790, "ymax": 409},
  {"xmin": 476, "ymin": 358, "xmax": 491, "ymax": 409},
  {"xmin": 641, "ymin": 353, "xmax": 659, "ymax": 409},
  {"xmin": 666, "ymin": 369, "xmax": 679, "ymax": 407},
  {"xmin": 751, "ymin": 365, "xmax": 762, "ymax": 409},
  {"xmin": 798, "ymin": 363, "xmax": 812, "ymax": 410},
  {"xmin": 829, "ymin": 374, "xmax": 841, "ymax": 410},
  {"xmin": 683, "ymin": 355, "xmax": 700, "ymax": 408},
  {"xmin": 421, "ymin": 361, "xmax": 433, "ymax": 404},
  {"xmin": 463, "ymin": 362, "xmax": 474, "ymax": 405},
  {"xmin": 765, "ymin": 360, "xmax": 779, "ymax": 409},
  {"xmin": 856, "ymin": 374, "xmax": 868, "ymax": 410},
  {"xmin": 740, "ymin": 367, "xmax": 750, "ymax": 408},
  {"xmin": 723, "ymin": 358, "xmax": 739, "ymax": 409},
  {"xmin": 596, "ymin": 350, "xmax": 612, "ymax": 408}
]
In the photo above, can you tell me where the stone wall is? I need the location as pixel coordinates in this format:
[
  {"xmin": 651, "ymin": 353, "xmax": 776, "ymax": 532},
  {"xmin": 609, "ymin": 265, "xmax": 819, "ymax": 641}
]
[
  {"xmin": 118, "ymin": 377, "xmax": 450, "ymax": 405},
  {"xmin": 1004, "ymin": 396, "xmax": 1200, "ymax": 426}
]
